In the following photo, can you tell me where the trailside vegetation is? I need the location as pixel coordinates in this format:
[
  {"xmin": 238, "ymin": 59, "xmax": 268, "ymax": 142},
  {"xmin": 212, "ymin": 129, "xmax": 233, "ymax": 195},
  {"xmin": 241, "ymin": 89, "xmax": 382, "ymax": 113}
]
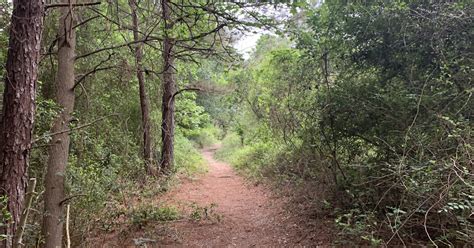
[
  {"xmin": 217, "ymin": 1, "xmax": 473, "ymax": 246},
  {"xmin": 0, "ymin": 0, "xmax": 472, "ymax": 247}
]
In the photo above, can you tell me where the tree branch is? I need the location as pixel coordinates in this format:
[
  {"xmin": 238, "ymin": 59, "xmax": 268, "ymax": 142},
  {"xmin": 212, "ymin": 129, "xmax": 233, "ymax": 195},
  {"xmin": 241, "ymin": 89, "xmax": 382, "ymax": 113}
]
[
  {"xmin": 33, "ymin": 114, "xmax": 119, "ymax": 143},
  {"xmin": 45, "ymin": 2, "xmax": 102, "ymax": 10},
  {"xmin": 75, "ymin": 38, "xmax": 160, "ymax": 60},
  {"xmin": 44, "ymin": 2, "xmax": 102, "ymax": 11},
  {"xmin": 172, "ymin": 87, "xmax": 201, "ymax": 100},
  {"xmin": 168, "ymin": 87, "xmax": 201, "ymax": 107}
]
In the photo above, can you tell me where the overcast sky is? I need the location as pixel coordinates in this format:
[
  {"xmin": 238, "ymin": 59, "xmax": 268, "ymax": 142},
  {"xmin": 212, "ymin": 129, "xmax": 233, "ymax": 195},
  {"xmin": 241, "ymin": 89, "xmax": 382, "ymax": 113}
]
[
  {"xmin": 232, "ymin": 5, "xmax": 294, "ymax": 60},
  {"xmin": 233, "ymin": 31, "xmax": 267, "ymax": 60}
]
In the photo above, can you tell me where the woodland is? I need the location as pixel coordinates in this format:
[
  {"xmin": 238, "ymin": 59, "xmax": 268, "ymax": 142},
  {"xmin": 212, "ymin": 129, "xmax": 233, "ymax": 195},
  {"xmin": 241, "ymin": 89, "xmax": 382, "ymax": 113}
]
[{"xmin": 0, "ymin": 0, "xmax": 472, "ymax": 247}]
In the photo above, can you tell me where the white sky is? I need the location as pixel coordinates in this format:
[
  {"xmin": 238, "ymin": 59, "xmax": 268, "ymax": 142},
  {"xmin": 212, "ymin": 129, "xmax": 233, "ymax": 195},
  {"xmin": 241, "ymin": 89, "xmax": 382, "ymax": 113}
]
[
  {"xmin": 233, "ymin": 31, "xmax": 269, "ymax": 60},
  {"xmin": 231, "ymin": 1, "xmax": 323, "ymax": 59},
  {"xmin": 232, "ymin": 5, "xmax": 293, "ymax": 60}
]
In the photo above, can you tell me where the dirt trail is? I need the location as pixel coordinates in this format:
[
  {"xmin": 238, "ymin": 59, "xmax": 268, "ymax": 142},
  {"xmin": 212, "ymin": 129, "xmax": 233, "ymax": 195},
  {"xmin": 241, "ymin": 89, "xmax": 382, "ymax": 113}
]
[
  {"xmin": 159, "ymin": 146, "xmax": 296, "ymax": 247},
  {"xmin": 94, "ymin": 146, "xmax": 331, "ymax": 247}
]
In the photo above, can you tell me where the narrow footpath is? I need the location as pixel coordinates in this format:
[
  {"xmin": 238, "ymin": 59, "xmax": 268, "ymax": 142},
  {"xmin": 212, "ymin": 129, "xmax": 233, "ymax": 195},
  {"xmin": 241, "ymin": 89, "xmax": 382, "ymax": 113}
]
[
  {"xmin": 95, "ymin": 146, "xmax": 332, "ymax": 247},
  {"xmin": 161, "ymin": 146, "xmax": 291, "ymax": 247},
  {"xmin": 157, "ymin": 146, "xmax": 330, "ymax": 247}
]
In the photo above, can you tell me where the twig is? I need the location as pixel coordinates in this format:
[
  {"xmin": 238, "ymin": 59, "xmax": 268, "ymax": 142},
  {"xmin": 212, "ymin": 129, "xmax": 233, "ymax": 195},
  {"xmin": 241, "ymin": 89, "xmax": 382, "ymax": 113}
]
[
  {"xmin": 168, "ymin": 87, "xmax": 201, "ymax": 107},
  {"xmin": 66, "ymin": 204, "xmax": 71, "ymax": 248},
  {"xmin": 12, "ymin": 178, "xmax": 37, "ymax": 248},
  {"xmin": 172, "ymin": 87, "xmax": 201, "ymax": 100},
  {"xmin": 75, "ymin": 38, "xmax": 160, "ymax": 60},
  {"xmin": 59, "ymin": 194, "xmax": 87, "ymax": 206},
  {"xmin": 386, "ymin": 195, "xmax": 434, "ymax": 245},
  {"xmin": 74, "ymin": 52, "xmax": 115, "ymax": 89},
  {"xmin": 74, "ymin": 66, "xmax": 116, "ymax": 89},
  {"xmin": 424, "ymin": 174, "xmax": 453, "ymax": 248},
  {"xmin": 33, "ymin": 114, "xmax": 119, "ymax": 143},
  {"xmin": 45, "ymin": 2, "xmax": 101, "ymax": 10}
]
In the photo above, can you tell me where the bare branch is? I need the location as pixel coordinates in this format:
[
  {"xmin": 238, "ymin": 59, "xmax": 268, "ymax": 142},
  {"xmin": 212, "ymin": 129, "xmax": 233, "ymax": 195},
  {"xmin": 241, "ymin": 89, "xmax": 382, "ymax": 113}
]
[
  {"xmin": 168, "ymin": 87, "xmax": 201, "ymax": 108},
  {"xmin": 75, "ymin": 38, "xmax": 160, "ymax": 60},
  {"xmin": 45, "ymin": 2, "xmax": 101, "ymax": 10},
  {"xmin": 74, "ymin": 53, "xmax": 116, "ymax": 88},
  {"xmin": 33, "ymin": 114, "xmax": 119, "ymax": 144},
  {"xmin": 172, "ymin": 87, "xmax": 201, "ymax": 100}
]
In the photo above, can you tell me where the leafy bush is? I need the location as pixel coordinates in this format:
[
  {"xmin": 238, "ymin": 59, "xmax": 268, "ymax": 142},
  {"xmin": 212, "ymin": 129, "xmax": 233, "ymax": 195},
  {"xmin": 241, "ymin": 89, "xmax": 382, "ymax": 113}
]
[
  {"xmin": 174, "ymin": 133, "xmax": 207, "ymax": 175},
  {"xmin": 216, "ymin": 132, "xmax": 277, "ymax": 179},
  {"xmin": 130, "ymin": 204, "xmax": 180, "ymax": 227},
  {"xmin": 219, "ymin": 1, "xmax": 473, "ymax": 246},
  {"xmin": 214, "ymin": 132, "xmax": 241, "ymax": 162},
  {"xmin": 176, "ymin": 92, "xmax": 210, "ymax": 137},
  {"xmin": 187, "ymin": 125, "xmax": 222, "ymax": 148}
]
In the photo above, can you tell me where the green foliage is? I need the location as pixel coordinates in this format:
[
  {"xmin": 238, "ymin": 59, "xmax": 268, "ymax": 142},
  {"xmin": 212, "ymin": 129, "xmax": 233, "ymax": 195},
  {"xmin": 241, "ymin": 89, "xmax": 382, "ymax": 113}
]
[
  {"xmin": 130, "ymin": 204, "xmax": 180, "ymax": 228},
  {"xmin": 216, "ymin": 132, "xmax": 278, "ymax": 179},
  {"xmin": 0, "ymin": 195, "xmax": 11, "ymax": 240},
  {"xmin": 1, "ymin": 0, "xmax": 470, "ymax": 245},
  {"xmin": 176, "ymin": 92, "xmax": 210, "ymax": 135},
  {"xmin": 301, "ymin": 2, "xmax": 473, "ymax": 245},
  {"xmin": 0, "ymin": 0, "xmax": 10, "ymax": 80},
  {"xmin": 186, "ymin": 125, "xmax": 221, "ymax": 148},
  {"xmin": 0, "ymin": 0, "xmax": 11, "ymax": 112},
  {"xmin": 174, "ymin": 134, "xmax": 207, "ymax": 176},
  {"xmin": 218, "ymin": 1, "xmax": 473, "ymax": 246},
  {"xmin": 335, "ymin": 209, "xmax": 382, "ymax": 247},
  {"xmin": 214, "ymin": 133, "xmax": 241, "ymax": 162},
  {"xmin": 189, "ymin": 203, "xmax": 220, "ymax": 222}
]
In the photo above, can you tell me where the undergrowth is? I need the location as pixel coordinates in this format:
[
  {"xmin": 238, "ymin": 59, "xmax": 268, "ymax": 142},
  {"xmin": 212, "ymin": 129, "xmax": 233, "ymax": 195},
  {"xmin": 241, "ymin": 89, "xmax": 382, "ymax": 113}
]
[
  {"xmin": 189, "ymin": 202, "xmax": 221, "ymax": 222},
  {"xmin": 215, "ymin": 132, "xmax": 277, "ymax": 180},
  {"xmin": 187, "ymin": 125, "xmax": 222, "ymax": 148},
  {"xmin": 175, "ymin": 133, "xmax": 208, "ymax": 176},
  {"xmin": 130, "ymin": 204, "xmax": 180, "ymax": 228}
]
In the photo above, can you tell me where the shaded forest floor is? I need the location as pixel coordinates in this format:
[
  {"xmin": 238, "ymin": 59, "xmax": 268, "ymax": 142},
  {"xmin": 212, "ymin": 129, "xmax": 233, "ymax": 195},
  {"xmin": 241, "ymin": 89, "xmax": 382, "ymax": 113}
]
[{"xmin": 90, "ymin": 145, "xmax": 333, "ymax": 247}]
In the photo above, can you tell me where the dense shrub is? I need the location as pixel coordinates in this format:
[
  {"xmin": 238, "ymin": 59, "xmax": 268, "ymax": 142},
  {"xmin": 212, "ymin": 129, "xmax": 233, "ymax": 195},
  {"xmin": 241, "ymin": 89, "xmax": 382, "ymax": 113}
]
[
  {"xmin": 216, "ymin": 132, "xmax": 277, "ymax": 179},
  {"xmin": 187, "ymin": 125, "xmax": 221, "ymax": 149},
  {"xmin": 175, "ymin": 133, "xmax": 207, "ymax": 175},
  {"xmin": 219, "ymin": 1, "xmax": 473, "ymax": 245}
]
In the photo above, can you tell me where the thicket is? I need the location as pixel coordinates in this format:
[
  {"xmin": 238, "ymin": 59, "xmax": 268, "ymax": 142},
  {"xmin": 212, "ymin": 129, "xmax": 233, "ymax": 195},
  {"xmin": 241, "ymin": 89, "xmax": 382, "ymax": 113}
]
[
  {"xmin": 217, "ymin": 1, "xmax": 473, "ymax": 246},
  {"xmin": 0, "ymin": 1, "xmax": 220, "ymax": 244}
]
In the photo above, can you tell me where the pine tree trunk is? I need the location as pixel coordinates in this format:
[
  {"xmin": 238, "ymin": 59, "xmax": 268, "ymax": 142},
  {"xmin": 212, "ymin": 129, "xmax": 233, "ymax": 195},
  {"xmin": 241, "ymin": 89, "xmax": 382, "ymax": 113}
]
[
  {"xmin": 160, "ymin": 0, "xmax": 176, "ymax": 173},
  {"xmin": 129, "ymin": 0, "xmax": 154, "ymax": 175},
  {"xmin": 0, "ymin": 0, "xmax": 44, "ymax": 247},
  {"xmin": 41, "ymin": 2, "xmax": 76, "ymax": 247}
]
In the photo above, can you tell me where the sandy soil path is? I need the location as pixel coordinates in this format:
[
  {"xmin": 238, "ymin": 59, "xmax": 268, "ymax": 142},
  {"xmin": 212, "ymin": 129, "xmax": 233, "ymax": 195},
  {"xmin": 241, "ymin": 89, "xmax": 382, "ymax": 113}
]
[
  {"xmin": 92, "ymin": 146, "xmax": 332, "ymax": 247},
  {"xmin": 159, "ymin": 146, "xmax": 297, "ymax": 247}
]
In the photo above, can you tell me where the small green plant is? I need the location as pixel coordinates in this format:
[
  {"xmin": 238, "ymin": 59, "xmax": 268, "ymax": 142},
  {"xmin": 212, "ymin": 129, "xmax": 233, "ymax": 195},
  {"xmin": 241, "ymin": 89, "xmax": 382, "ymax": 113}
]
[
  {"xmin": 0, "ymin": 195, "xmax": 11, "ymax": 241},
  {"xmin": 130, "ymin": 204, "xmax": 180, "ymax": 227},
  {"xmin": 189, "ymin": 203, "xmax": 221, "ymax": 222},
  {"xmin": 335, "ymin": 209, "xmax": 382, "ymax": 247}
]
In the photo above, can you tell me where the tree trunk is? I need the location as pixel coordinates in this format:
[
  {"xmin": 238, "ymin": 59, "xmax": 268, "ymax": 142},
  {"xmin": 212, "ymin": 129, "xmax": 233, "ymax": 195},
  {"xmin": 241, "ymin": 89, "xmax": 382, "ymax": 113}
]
[
  {"xmin": 0, "ymin": 0, "xmax": 44, "ymax": 247},
  {"xmin": 128, "ymin": 0, "xmax": 154, "ymax": 175},
  {"xmin": 160, "ymin": 0, "xmax": 176, "ymax": 173},
  {"xmin": 41, "ymin": 2, "xmax": 76, "ymax": 247}
]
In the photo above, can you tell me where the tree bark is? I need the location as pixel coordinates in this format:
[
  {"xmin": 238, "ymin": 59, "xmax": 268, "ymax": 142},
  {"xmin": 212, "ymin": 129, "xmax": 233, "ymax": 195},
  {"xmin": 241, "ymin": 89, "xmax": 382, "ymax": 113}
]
[
  {"xmin": 41, "ymin": 1, "xmax": 76, "ymax": 247},
  {"xmin": 160, "ymin": 0, "xmax": 176, "ymax": 173},
  {"xmin": 128, "ymin": 0, "xmax": 154, "ymax": 175},
  {"xmin": 0, "ymin": 0, "xmax": 44, "ymax": 247}
]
